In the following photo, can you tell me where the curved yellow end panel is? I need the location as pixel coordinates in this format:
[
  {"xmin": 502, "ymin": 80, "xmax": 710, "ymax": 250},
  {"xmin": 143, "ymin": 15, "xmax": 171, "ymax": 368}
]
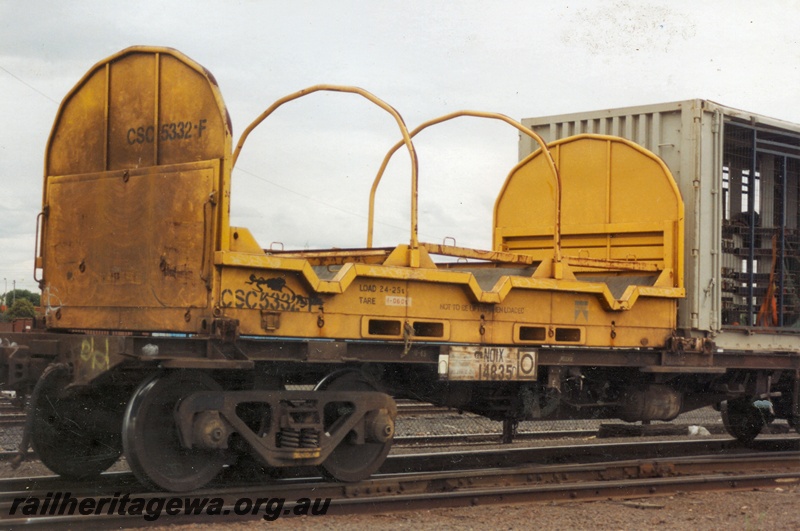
[
  {"xmin": 494, "ymin": 134, "xmax": 684, "ymax": 290},
  {"xmin": 41, "ymin": 47, "xmax": 232, "ymax": 332}
]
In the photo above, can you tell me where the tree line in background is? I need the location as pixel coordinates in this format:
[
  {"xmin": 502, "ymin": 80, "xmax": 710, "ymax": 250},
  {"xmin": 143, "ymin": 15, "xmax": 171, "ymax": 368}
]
[{"xmin": 1, "ymin": 289, "xmax": 41, "ymax": 321}]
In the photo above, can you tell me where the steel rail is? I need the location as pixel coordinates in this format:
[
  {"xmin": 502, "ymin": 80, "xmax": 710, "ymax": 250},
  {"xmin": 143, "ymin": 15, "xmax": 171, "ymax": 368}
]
[
  {"xmin": 2, "ymin": 450, "xmax": 797, "ymax": 528},
  {"xmin": 2, "ymin": 435, "xmax": 797, "ymax": 482},
  {"xmin": 2, "ymin": 436, "xmax": 796, "ymax": 496}
]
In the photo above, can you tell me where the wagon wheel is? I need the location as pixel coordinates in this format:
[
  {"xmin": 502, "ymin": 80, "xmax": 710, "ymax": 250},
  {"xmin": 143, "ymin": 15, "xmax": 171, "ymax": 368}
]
[
  {"xmin": 315, "ymin": 370, "xmax": 394, "ymax": 482},
  {"xmin": 122, "ymin": 370, "xmax": 230, "ymax": 492},
  {"xmin": 720, "ymin": 398, "xmax": 767, "ymax": 445},
  {"xmin": 30, "ymin": 364, "xmax": 124, "ymax": 479}
]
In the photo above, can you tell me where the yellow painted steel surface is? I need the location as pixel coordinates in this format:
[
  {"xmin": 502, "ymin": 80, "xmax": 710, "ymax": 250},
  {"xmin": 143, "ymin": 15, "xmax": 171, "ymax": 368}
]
[
  {"xmin": 38, "ymin": 46, "xmax": 684, "ymax": 350},
  {"xmin": 495, "ymin": 135, "xmax": 684, "ymax": 287},
  {"xmin": 40, "ymin": 47, "xmax": 232, "ymax": 332}
]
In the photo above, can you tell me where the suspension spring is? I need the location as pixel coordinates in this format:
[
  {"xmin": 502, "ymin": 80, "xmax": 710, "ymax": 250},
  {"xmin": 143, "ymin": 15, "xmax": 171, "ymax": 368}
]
[
  {"xmin": 277, "ymin": 428, "xmax": 301, "ymax": 448},
  {"xmin": 300, "ymin": 428, "xmax": 320, "ymax": 448}
]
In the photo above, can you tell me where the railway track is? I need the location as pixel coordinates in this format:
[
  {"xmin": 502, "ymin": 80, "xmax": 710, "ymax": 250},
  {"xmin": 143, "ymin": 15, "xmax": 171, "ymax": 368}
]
[
  {"xmin": 2, "ymin": 436, "xmax": 798, "ymax": 528},
  {"xmin": 395, "ymin": 400, "xmax": 454, "ymax": 416},
  {"xmin": 0, "ymin": 400, "xmax": 23, "ymax": 415},
  {"xmin": 0, "ymin": 414, "xmax": 25, "ymax": 428}
]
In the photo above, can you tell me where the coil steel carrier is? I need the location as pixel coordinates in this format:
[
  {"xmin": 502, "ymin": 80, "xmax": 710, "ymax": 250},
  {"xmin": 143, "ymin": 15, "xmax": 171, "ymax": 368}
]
[{"xmin": 1, "ymin": 48, "xmax": 797, "ymax": 492}]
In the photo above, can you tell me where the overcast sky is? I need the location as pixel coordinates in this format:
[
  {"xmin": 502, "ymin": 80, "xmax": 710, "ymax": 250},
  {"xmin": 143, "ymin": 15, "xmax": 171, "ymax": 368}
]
[{"xmin": 1, "ymin": 1, "xmax": 799, "ymax": 295}]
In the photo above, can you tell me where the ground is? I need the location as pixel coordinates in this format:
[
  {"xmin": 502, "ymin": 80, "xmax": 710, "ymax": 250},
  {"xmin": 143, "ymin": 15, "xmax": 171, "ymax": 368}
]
[{"xmin": 149, "ymin": 487, "xmax": 799, "ymax": 530}]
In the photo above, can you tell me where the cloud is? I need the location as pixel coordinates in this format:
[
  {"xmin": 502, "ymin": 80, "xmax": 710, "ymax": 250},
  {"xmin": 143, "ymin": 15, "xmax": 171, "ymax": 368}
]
[{"xmin": 563, "ymin": 1, "xmax": 698, "ymax": 56}]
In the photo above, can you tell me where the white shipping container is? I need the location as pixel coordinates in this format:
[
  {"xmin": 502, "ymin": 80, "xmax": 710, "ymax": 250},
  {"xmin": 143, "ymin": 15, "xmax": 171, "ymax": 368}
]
[{"xmin": 520, "ymin": 99, "xmax": 800, "ymax": 352}]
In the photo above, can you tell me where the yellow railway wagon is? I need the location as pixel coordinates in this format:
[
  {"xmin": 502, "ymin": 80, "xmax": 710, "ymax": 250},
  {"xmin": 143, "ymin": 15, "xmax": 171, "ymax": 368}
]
[{"xmin": 2, "ymin": 47, "xmax": 798, "ymax": 492}]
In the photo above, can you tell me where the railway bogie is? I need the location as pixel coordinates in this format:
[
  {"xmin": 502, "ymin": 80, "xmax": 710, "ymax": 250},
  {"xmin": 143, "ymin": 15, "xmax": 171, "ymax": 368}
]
[{"xmin": 2, "ymin": 47, "xmax": 799, "ymax": 492}]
